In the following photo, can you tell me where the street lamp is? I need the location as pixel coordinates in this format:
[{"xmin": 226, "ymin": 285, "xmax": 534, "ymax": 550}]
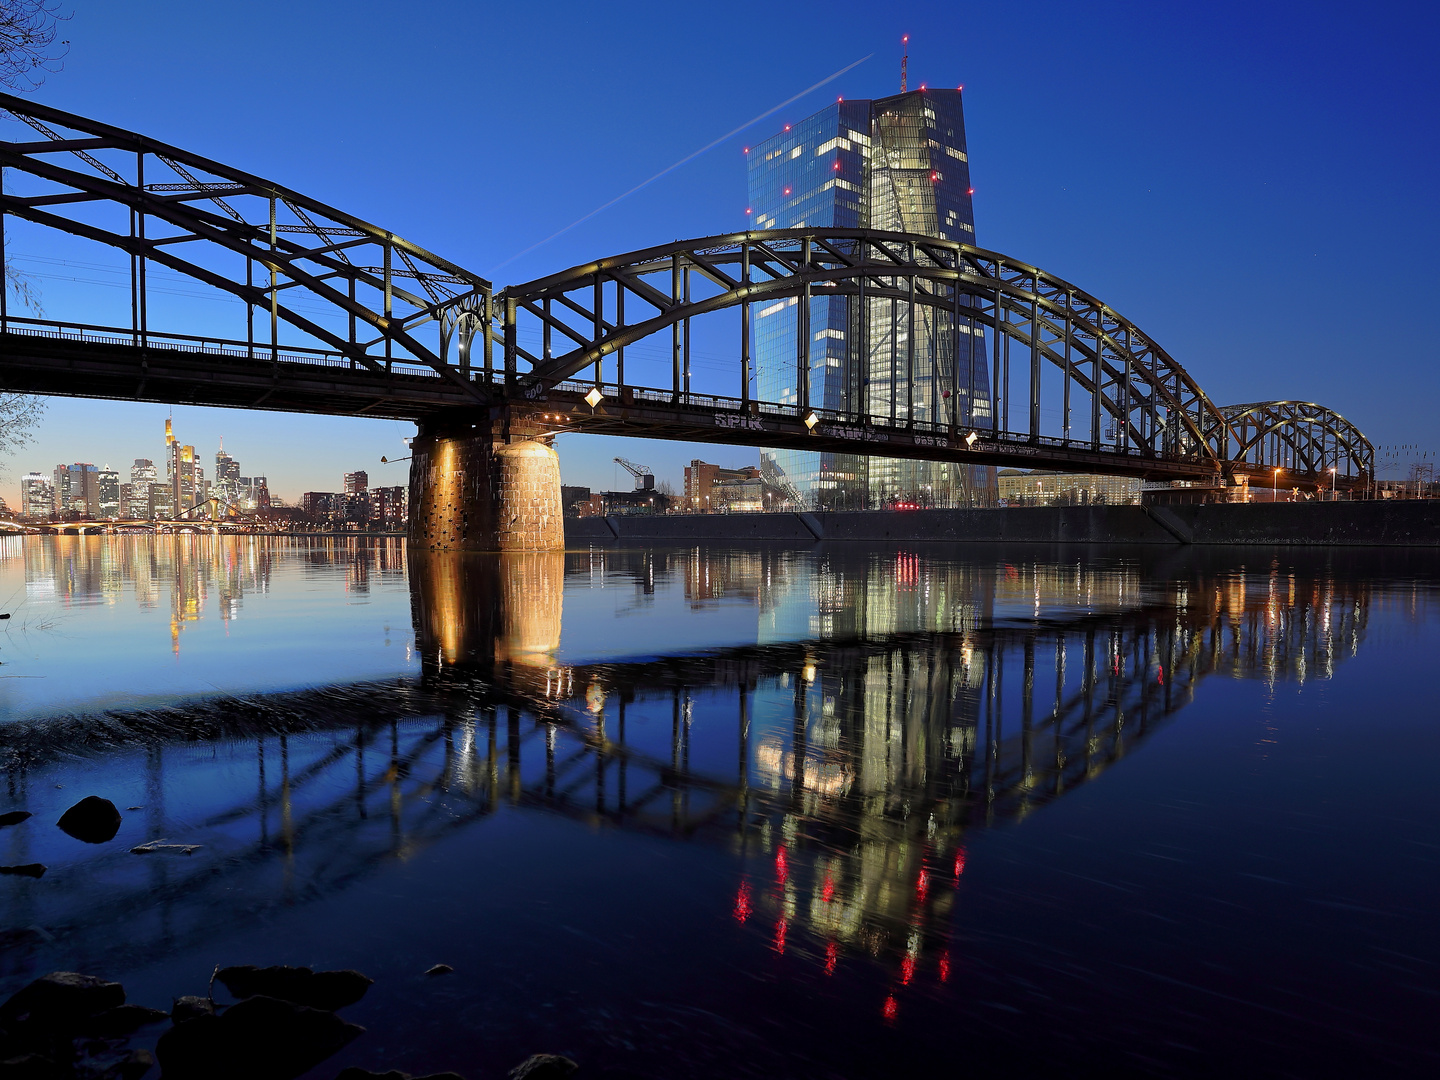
[
  {"xmin": 1329, "ymin": 466, "xmax": 1337, "ymax": 499},
  {"xmin": 1273, "ymin": 467, "xmax": 1282, "ymax": 502}
]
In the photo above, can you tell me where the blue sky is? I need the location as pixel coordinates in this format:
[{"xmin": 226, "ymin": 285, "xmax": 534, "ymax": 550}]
[{"xmin": 4, "ymin": 0, "xmax": 1437, "ymax": 503}]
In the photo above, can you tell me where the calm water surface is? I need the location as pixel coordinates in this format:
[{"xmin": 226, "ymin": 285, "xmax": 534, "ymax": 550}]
[{"xmin": 0, "ymin": 534, "xmax": 1437, "ymax": 1079}]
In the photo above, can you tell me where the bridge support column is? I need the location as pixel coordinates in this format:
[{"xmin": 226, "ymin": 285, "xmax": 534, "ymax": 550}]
[{"xmin": 408, "ymin": 414, "xmax": 564, "ymax": 551}]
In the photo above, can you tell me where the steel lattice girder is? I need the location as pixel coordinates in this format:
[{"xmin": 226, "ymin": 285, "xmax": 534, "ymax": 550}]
[
  {"xmin": 1217, "ymin": 400, "xmax": 1375, "ymax": 480},
  {"xmin": 0, "ymin": 92, "xmax": 490, "ymax": 400},
  {"xmin": 0, "ymin": 95, "xmax": 1377, "ymax": 483},
  {"xmin": 500, "ymin": 230, "xmax": 1235, "ymax": 466}
]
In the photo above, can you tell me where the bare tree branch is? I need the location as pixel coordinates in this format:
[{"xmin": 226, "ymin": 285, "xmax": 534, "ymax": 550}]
[
  {"xmin": 0, "ymin": 4, "xmax": 67, "ymax": 467},
  {"xmin": 0, "ymin": 1, "xmax": 69, "ymax": 91},
  {"xmin": 0, "ymin": 391, "xmax": 44, "ymax": 478}
]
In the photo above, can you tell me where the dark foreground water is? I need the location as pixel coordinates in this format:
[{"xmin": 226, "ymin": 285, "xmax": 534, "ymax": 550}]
[{"xmin": 1, "ymin": 535, "xmax": 1437, "ymax": 1078}]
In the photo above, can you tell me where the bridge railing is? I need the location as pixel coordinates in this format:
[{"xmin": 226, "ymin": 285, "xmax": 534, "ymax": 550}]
[
  {"xmin": 542, "ymin": 376, "xmax": 1209, "ymax": 462},
  {"xmin": 0, "ymin": 315, "xmax": 447, "ymax": 380}
]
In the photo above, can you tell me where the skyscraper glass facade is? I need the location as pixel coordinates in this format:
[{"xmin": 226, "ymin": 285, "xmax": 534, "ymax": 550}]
[{"xmin": 746, "ymin": 89, "xmax": 995, "ymax": 509}]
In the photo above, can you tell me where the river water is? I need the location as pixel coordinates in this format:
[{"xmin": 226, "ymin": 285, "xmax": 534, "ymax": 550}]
[{"xmin": 0, "ymin": 535, "xmax": 1436, "ymax": 1078}]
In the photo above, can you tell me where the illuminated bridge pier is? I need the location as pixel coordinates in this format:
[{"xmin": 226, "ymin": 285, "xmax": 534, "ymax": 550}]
[
  {"xmin": 407, "ymin": 414, "xmax": 563, "ymax": 551},
  {"xmin": 0, "ymin": 94, "xmax": 1375, "ymax": 549}
]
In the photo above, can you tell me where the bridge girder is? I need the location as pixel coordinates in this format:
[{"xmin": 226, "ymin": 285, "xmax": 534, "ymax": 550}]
[
  {"xmin": 0, "ymin": 96, "xmax": 1375, "ymax": 485},
  {"xmin": 500, "ymin": 230, "xmax": 1235, "ymax": 471},
  {"xmin": 1212, "ymin": 401, "xmax": 1374, "ymax": 483},
  {"xmin": 0, "ymin": 92, "xmax": 490, "ymax": 400}
]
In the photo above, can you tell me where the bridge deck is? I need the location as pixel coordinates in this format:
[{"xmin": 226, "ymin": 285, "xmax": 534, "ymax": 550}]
[{"xmin": 0, "ymin": 321, "xmax": 1347, "ymax": 486}]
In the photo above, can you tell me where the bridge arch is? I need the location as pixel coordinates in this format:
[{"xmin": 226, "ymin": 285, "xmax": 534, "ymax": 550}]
[
  {"xmin": 500, "ymin": 230, "xmax": 1237, "ymax": 471},
  {"xmin": 1216, "ymin": 401, "xmax": 1373, "ymax": 482},
  {"xmin": 0, "ymin": 92, "xmax": 489, "ymax": 398}
]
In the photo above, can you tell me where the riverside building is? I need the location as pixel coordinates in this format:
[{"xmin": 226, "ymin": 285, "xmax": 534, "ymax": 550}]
[{"xmin": 746, "ymin": 87, "xmax": 996, "ymax": 509}]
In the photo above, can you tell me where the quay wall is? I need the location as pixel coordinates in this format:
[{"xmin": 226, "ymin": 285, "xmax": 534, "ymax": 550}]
[{"xmin": 564, "ymin": 501, "xmax": 1440, "ymax": 547}]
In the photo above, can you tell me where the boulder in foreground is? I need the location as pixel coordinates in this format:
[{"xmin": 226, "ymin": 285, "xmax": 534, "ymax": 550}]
[
  {"xmin": 216, "ymin": 965, "xmax": 373, "ymax": 1011},
  {"xmin": 0, "ymin": 971, "xmax": 126, "ymax": 1033},
  {"xmin": 56, "ymin": 797, "xmax": 122, "ymax": 844},
  {"xmin": 156, "ymin": 994, "xmax": 363, "ymax": 1080},
  {"xmin": 509, "ymin": 1054, "xmax": 579, "ymax": 1080}
]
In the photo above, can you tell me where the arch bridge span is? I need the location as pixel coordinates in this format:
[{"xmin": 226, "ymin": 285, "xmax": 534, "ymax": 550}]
[{"xmin": 0, "ymin": 94, "xmax": 1372, "ymax": 545}]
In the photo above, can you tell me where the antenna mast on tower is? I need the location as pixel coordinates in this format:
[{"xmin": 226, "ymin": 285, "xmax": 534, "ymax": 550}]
[{"xmin": 900, "ymin": 34, "xmax": 909, "ymax": 92}]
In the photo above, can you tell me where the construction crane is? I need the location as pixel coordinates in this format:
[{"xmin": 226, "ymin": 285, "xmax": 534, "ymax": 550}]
[{"xmin": 614, "ymin": 457, "xmax": 655, "ymax": 491}]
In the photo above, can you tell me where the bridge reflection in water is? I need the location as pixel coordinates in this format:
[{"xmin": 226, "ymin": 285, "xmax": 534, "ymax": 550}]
[
  {"xmin": 0, "ymin": 542, "xmax": 1372, "ymax": 996},
  {"xmin": 410, "ymin": 546, "xmax": 1367, "ymax": 986}
]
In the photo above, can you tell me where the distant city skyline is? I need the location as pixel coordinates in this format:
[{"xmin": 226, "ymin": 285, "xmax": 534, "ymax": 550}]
[{"xmin": 2, "ymin": 400, "xmax": 416, "ymax": 511}]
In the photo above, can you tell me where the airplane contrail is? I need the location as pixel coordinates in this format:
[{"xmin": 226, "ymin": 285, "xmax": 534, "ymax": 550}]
[{"xmin": 490, "ymin": 53, "xmax": 874, "ymax": 274}]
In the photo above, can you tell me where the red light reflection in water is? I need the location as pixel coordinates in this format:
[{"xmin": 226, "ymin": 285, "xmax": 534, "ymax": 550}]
[
  {"xmin": 1157, "ymin": 664, "xmax": 1165, "ymax": 685},
  {"xmin": 915, "ymin": 867, "xmax": 929, "ymax": 903},
  {"xmin": 896, "ymin": 552, "xmax": 919, "ymax": 588},
  {"xmin": 938, "ymin": 952, "xmax": 951, "ymax": 982},
  {"xmin": 900, "ymin": 956, "xmax": 916, "ymax": 985},
  {"xmin": 825, "ymin": 941, "xmax": 838, "ymax": 975},
  {"xmin": 822, "ymin": 873, "xmax": 836, "ymax": 903},
  {"xmin": 954, "ymin": 848, "xmax": 967, "ymax": 878},
  {"xmin": 882, "ymin": 994, "xmax": 898, "ymax": 1023},
  {"xmin": 774, "ymin": 917, "xmax": 788, "ymax": 954},
  {"xmin": 776, "ymin": 845, "xmax": 788, "ymax": 884},
  {"xmin": 733, "ymin": 882, "xmax": 752, "ymax": 923}
]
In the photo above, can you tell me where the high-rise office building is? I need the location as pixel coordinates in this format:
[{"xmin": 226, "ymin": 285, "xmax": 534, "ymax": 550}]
[
  {"xmin": 98, "ymin": 467, "xmax": 120, "ymax": 519},
  {"xmin": 236, "ymin": 475, "xmax": 269, "ymax": 510},
  {"xmin": 51, "ymin": 464, "xmax": 71, "ymax": 516},
  {"xmin": 215, "ymin": 442, "xmax": 242, "ymax": 506},
  {"xmin": 21, "ymin": 472, "xmax": 52, "ymax": 518},
  {"xmin": 129, "ymin": 459, "xmax": 157, "ymax": 518},
  {"xmin": 165, "ymin": 418, "xmax": 198, "ymax": 514},
  {"xmin": 52, "ymin": 463, "xmax": 99, "ymax": 518},
  {"xmin": 746, "ymin": 87, "xmax": 994, "ymax": 508}
]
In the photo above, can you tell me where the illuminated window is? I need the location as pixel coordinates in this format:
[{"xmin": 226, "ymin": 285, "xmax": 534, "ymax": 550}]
[
  {"xmin": 790, "ymin": 146, "xmax": 802, "ymax": 159},
  {"xmin": 758, "ymin": 298, "xmax": 798, "ymax": 318}
]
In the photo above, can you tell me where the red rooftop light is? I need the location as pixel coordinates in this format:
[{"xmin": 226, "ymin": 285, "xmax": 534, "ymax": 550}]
[{"xmin": 968, "ymin": 188, "xmax": 975, "ymax": 195}]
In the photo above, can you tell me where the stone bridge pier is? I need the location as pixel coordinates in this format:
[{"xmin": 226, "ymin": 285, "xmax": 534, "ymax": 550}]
[{"xmin": 407, "ymin": 412, "xmax": 564, "ymax": 551}]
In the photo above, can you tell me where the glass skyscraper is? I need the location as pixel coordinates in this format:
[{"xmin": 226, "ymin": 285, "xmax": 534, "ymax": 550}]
[{"xmin": 747, "ymin": 89, "xmax": 995, "ymax": 509}]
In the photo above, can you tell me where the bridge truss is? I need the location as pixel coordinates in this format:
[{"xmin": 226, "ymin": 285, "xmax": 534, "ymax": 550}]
[{"xmin": 0, "ymin": 94, "xmax": 1372, "ymax": 487}]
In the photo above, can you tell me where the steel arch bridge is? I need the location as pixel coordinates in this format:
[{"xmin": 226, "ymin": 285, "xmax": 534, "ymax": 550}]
[{"xmin": 0, "ymin": 93, "xmax": 1372, "ymax": 489}]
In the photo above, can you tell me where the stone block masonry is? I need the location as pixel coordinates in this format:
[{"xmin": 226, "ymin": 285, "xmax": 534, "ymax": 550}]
[{"xmin": 408, "ymin": 416, "xmax": 563, "ymax": 551}]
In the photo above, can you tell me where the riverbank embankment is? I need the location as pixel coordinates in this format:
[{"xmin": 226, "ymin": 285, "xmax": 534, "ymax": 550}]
[{"xmin": 565, "ymin": 500, "xmax": 1440, "ymax": 546}]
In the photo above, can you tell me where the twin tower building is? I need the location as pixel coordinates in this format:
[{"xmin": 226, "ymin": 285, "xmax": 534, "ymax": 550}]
[{"xmin": 746, "ymin": 87, "xmax": 997, "ymax": 509}]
